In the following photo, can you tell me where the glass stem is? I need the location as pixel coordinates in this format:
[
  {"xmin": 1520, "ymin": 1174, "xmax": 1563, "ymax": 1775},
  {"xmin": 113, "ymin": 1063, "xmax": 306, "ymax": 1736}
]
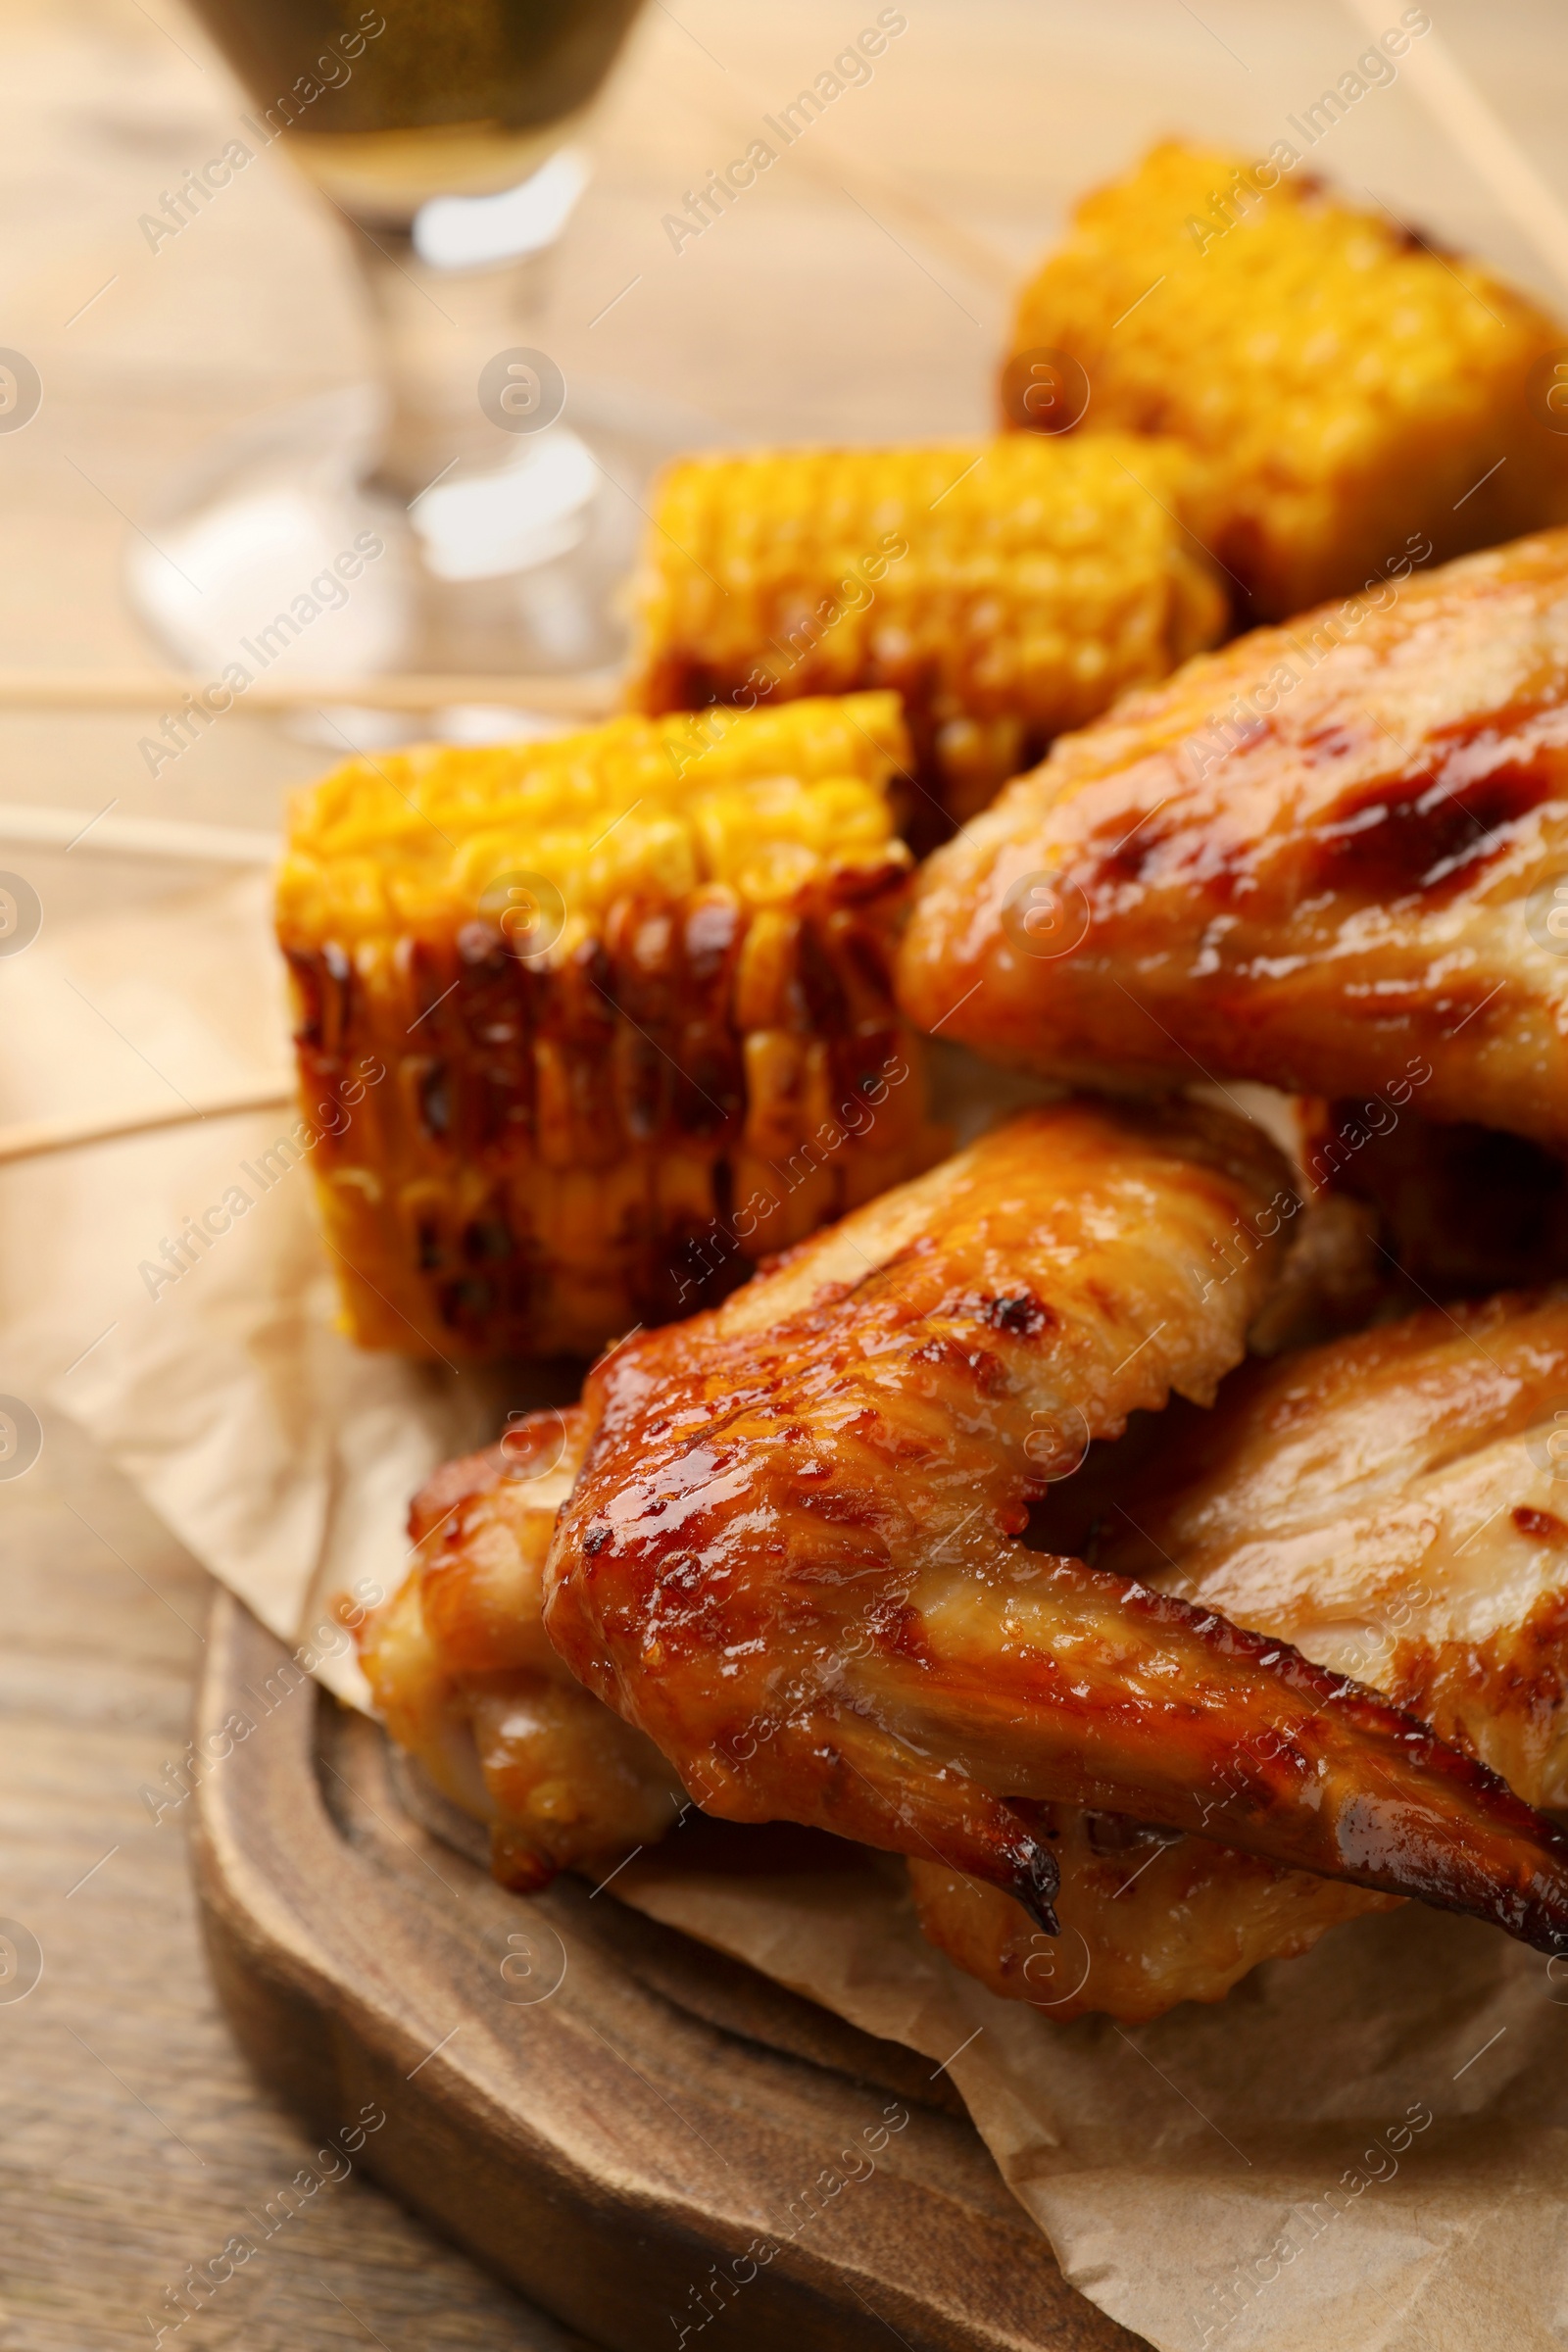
[{"xmin": 344, "ymin": 223, "xmax": 560, "ymax": 499}]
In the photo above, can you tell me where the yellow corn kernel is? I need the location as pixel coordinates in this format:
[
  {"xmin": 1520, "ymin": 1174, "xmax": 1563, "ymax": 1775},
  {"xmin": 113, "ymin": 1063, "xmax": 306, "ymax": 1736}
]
[
  {"xmin": 627, "ymin": 436, "xmax": 1226, "ymax": 828},
  {"xmin": 1005, "ymin": 140, "xmax": 1568, "ymax": 617},
  {"xmin": 276, "ymin": 696, "xmax": 945, "ymax": 1359}
]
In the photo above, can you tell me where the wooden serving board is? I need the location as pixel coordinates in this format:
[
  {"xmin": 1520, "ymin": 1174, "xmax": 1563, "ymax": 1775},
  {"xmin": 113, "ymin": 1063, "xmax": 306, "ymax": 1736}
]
[{"xmin": 191, "ymin": 1591, "xmax": 1145, "ymax": 2352}]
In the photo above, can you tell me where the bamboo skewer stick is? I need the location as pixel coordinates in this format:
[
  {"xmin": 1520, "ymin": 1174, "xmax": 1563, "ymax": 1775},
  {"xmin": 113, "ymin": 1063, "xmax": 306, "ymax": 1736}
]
[
  {"xmin": 0, "ymin": 668, "xmax": 621, "ymax": 720},
  {"xmin": 0, "ymin": 805, "xmax": 281, "ymax": 863},
  {"xmin": 0, "ymin": 1079, "xmax": 298, "ymax": 1169},
  {"xmin": 691, "ymin": 87, "xmax": 1021, "ymax": 300},
  {"xmin": 1343, "ymin": 0, "xmax": 1568, "ymax": 308}
]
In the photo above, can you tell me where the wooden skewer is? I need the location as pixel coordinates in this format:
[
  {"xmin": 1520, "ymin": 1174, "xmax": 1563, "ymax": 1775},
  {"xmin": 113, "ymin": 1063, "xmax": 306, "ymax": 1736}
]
[
  {"xmin": 0, "ymin": 804, "xmax": 281, "ymax": 863},
  {"xmin": 0, "ymin": 1079, "xmax": 297, "ymax": 1169},
  {"xmin": 1343, "ymin": 0, "xmax": 1568, "ymax": 308},
  {"xmin": 692, "ymin": 86, "xmax": 1021, "ymax": 300},
  {"xmin": 0, "ymin": 668, "xmax": 621, "ymax": 720}
]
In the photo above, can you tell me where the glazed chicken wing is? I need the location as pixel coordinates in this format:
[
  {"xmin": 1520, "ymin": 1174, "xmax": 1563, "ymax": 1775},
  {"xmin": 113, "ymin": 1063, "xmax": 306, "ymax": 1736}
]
[
  {"xmin": 900, "ymin": 530, "xmax": 1568, "ymax": 1155},
  {"xmin": 543, "ymin": 1102, "xmax": 1568, "ymax": 1949},
  {"xmin": 1104, "ymin": 1287, "xmax": 1568, "ymax": 1799},
  {"xmin": 360, "ymin": 1407, "xmax": 685, "ymax": 1890},
  {"xmin": 916, "ymin": 1285, "xmax": 1568, "ymax": 2018},
  {"xmin": 907, "ymin": 1820, "xmax": 1398, "ymax": 2027}
]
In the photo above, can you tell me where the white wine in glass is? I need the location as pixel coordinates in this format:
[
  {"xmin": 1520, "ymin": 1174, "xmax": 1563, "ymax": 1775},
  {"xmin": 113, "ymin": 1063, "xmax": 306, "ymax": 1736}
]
[
  {"xmin": 186, "ymin": 0, "xmax": 646, "ymax": 218},
  {"xmin": 132, "ymin": 0, "xmax": 706, "ymax": 703}
]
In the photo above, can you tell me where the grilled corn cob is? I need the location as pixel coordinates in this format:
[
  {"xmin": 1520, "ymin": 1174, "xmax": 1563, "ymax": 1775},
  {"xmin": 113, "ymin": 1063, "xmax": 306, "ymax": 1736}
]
[
  {"xmin": 628, "ymin": 436, "xmax": 1226, "ymax": 829},
  {"xmin": 275, "ymin": 694, "xmax": 943, "ymax": 1360},
  {"xmin": 1005, "ymin": 140, "xmax": 1568, "ymax": 618}
]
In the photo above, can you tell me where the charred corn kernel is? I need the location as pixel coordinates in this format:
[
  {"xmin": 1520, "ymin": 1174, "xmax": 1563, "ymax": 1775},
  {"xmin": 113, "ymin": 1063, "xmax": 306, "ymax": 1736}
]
[
  {"xmin": 627, "ymin": 436, "xmax": 1226, "ymax": 829},
  {"xmin": 275, "ymin": 696, "xmax": 945, "ymax": 1360},
  {"xmin": 1005, "ymin": 140, "xmax": 1568, "ymax": 619}
]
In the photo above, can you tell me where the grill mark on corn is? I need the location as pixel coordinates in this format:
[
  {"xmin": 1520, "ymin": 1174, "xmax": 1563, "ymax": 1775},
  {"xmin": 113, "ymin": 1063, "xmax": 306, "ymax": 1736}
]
[{"xmin": 277, "ymin": 701, "xmax": 947, "ymax": 1357}]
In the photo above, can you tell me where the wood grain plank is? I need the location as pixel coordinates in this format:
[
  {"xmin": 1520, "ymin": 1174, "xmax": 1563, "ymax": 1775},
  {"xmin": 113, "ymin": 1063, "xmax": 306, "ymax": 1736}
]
[{"xmin": 0, "ymin": 1415, "xmax": 597, "ymax": 2352}]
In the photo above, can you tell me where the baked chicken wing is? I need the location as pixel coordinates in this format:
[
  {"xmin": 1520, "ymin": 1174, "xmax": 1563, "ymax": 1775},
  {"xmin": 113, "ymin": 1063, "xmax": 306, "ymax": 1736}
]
[
  {"xmin": 1104, "ymin": 1286, "xmax": 1568, "ymax": 1800},
  {"xmin": 915, "ymin": 1285, "xmax": 1568, "ymax": 2018},
  {"xmin": 360, "ymin": 1407, "xmax": 685, "ymax": 1890},
  {"xmin": 899, "ymin": 529, "xmax": 1568, "ymax": 1155},
  {"xmin": 543, "ymin": 1102, "xmax": 1568, "ymax": 1949},
  {"xmin": 907, "ymin": 1819, "xmax": 1398, "ymax": 2027}
]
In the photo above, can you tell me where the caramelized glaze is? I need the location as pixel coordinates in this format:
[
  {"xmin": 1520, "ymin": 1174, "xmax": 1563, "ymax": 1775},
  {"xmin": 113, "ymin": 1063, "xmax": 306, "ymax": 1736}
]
[
  {"xmin": 544, "ymin": 1103, "xmax": 1568, "ymax": 1950},
  {"xmin": 901, "ymin": 530, "xmax": 1568, "ymax": 1153}
]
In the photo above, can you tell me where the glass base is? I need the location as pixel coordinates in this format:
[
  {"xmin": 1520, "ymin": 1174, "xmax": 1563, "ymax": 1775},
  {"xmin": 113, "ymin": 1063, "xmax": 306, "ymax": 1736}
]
[{"xmin": 126, "ymin": 377, "xmax": 721, "ymax": 737}]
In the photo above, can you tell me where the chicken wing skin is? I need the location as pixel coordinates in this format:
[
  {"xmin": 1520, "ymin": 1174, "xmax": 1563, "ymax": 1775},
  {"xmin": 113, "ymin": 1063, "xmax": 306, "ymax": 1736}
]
[
  {"xmin": 907, "ymin": 1820, "xmax": 1398, "ymax": 2027},
  {"xmin": 917, "ymin": 1285, "xmax": 1568, "ymax": 2017},
  {"xmin": 1102, "ymin": 1286, "xmax": 1568, "ymax": 1806},
  {"xmin": 359, "ymin": 1407, "xmax": 685, "ymax": 1890},
  {"xmin": 899, "ymin": 529, "xmax": 1568, "ymax": 1154},
  {"xmin": 543, "ymin": 1102, "xmax": 1568, "ymax": 1950}
]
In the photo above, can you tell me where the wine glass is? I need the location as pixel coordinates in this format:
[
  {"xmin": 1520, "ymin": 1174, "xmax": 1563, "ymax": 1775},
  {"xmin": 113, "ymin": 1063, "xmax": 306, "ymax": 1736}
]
[{"xmin": 130, "ymin": 0, "xmax": 700, "ymax": 719}]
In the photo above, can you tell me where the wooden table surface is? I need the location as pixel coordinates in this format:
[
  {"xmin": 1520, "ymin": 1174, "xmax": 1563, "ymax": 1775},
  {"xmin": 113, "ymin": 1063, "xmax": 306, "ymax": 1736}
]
[{"xmin": 2, "ymin": 2, "xmax": 1567, "ymax": 2345}]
